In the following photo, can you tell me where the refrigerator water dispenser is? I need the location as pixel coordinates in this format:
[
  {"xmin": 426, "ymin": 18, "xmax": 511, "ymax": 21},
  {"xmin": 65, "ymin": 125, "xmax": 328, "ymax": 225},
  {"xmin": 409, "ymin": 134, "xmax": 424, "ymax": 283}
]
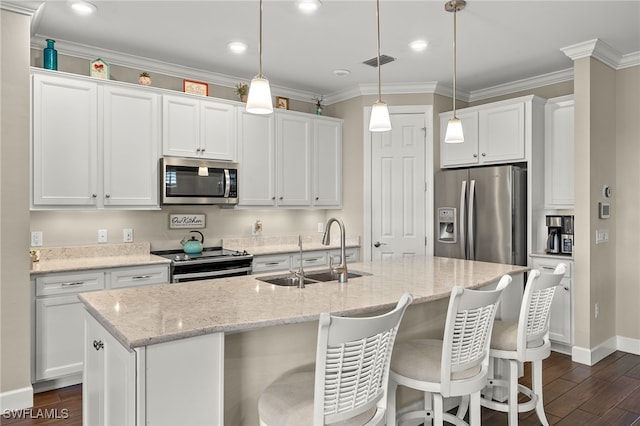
[{"xmin": 438, "ymin": 207, "xmax": 457, "ymax": 243}]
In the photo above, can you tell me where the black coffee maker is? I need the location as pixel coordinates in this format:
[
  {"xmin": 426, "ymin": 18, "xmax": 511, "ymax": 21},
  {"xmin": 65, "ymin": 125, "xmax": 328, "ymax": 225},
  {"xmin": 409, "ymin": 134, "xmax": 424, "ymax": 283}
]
[{"xmin": 546, "ymin": 215, "xmax": 574, "ymax": 255}]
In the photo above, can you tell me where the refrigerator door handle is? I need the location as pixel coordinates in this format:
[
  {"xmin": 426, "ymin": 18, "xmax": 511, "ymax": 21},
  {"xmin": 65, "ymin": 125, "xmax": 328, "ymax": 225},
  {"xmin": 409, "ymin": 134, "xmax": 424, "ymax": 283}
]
[
  {"xmin": 460, "ymin": 180, "xmax": 467, "ymax": 259},
  {"xmin": 468, "ymin": 179, "xmax": 476, "ymax": 260}
]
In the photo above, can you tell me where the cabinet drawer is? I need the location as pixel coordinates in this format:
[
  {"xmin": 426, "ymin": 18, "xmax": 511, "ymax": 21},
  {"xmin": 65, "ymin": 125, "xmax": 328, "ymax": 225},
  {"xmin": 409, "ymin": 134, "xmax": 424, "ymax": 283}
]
[
  {"xmin": 36, "ymin": 272, "xmax": 105, "ymax": 296},
  {"xmin": 531, "ymin": 258, "xmax": 572, "ymax": 278},
  {"xmin": 329, "ymin": 248, "xmax": 360, "ymax": 265},
  {"xmin": 300, "ymin": 251, "xmax": 328, "ymax": 268},
  {"xmin": 110, "ymin": 265, "xmax": 169, "ymax": 289},
  {"xmin": 252, "ymin": 254, "xmax": 291, "ymax": 273}
]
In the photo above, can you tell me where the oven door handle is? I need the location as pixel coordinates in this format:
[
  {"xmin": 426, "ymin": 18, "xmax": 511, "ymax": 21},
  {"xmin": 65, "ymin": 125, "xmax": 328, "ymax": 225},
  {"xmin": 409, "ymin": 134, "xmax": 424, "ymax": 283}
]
[{"xmin": 172, "ymin": 267, "xmax": 252, "ymax": 282}]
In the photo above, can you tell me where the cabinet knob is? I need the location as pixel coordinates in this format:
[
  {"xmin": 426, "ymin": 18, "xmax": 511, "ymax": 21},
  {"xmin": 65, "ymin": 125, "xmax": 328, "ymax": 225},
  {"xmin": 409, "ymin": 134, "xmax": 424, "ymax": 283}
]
[
  {"xmin": 472, "ymin": 154, "xmax": 478, "ymax": 158},
  {"xmin": 315, "ymin": 197, "xmax": 319, "ymax": 201},
  {"xmin": 279, "ymin": 196, "xmax": 283, "ymax": 200},
  {"xmin": 564, "ymin": 286, "xmax": 570, "ymax": 291},
  {"xmin": 272, "ymin": 196, "xmax": 276, "ymax": 200},
  {"xmin": 481, "ymin": 153, "xmax": 486, "ymax": 157},
  {"xmin": 92, "ymin": 194, "xmax": 97, "ymax": 198},
  {"xmin": 105, "ymin": 194, "xmax": 111, "ymax": 198},
  {"xmin": 93, "ymin": 340, "xmax": 104, "ymax": 351}
]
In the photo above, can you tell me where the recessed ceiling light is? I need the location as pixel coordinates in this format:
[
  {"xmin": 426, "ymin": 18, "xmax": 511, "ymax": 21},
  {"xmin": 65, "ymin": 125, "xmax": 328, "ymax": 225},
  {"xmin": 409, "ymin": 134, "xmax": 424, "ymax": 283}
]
[
  {"xmin": 409, "ymin": 39, "xmax": 428, "ymax": 52},
  {"xmin": 227, "ymin": 41, "xmax": 248, "ymax": 54},
  {"xmin": 297, "ymin": 0, "xmax": 321, "ymax": 13},
  {"xmin": 333, "ymin": 69, "xmax": 351, "ymax": 77},
  {"xmin": 68, "ymin": 0, "xmax": 97, "ymax": 15}
]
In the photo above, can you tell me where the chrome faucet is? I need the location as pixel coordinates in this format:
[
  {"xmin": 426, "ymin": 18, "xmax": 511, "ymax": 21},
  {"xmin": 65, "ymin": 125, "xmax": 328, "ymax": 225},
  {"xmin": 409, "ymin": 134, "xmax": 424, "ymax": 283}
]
[
  {"xmin": 322, "ymin": 218, "xmax": 348, "ymax": 283},
  {"xmin": 292, "ymin": 235, "xmax": 305, "ymax": 288}
]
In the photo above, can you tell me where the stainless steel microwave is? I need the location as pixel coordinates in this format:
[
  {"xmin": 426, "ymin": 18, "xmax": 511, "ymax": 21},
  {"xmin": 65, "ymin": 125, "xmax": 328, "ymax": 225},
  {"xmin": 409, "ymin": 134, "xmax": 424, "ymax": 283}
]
[{"xmin": 160, "ymin": 157, "xmax": 238, "ymax": 205}]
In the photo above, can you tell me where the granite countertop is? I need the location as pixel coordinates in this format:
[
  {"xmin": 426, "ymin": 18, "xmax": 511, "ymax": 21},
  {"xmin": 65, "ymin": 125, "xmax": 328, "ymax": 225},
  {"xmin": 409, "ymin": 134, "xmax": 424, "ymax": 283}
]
[
  {"xmin": 79, "ymin": 256, "xmax": 528, "ymax": 349},
  {"xmin": 29, "ymin": 242, "xmax": 170, "ymax": 275}
]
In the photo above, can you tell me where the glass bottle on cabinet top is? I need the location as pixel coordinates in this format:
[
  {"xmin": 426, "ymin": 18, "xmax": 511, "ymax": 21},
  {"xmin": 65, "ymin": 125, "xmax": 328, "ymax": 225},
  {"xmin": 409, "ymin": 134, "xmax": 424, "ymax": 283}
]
[{"xmin": 43, "ymin": 39, "xmax": 58, "ymax": 70}]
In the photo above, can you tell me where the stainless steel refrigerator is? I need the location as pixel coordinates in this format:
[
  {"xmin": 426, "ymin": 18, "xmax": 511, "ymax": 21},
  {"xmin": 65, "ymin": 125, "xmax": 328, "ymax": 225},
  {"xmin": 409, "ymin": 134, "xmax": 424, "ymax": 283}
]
[{"xmin": 435, "ymin": 165, "xmax": 527, "ymax": 266}]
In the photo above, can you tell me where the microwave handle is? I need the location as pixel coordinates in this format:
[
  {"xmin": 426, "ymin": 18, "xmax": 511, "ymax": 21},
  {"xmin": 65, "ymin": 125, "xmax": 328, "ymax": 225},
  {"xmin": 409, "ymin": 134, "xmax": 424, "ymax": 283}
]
[{"xmin": 224, "ymin": 169, "xmax": 231, "ymax": 198}]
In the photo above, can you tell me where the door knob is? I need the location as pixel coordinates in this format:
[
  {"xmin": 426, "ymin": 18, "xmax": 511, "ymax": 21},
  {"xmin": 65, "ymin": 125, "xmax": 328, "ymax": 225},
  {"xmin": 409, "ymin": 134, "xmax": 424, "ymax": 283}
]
[{"xmin": 373, "ymin": 241, "xmax": 387, "ymax": 248}]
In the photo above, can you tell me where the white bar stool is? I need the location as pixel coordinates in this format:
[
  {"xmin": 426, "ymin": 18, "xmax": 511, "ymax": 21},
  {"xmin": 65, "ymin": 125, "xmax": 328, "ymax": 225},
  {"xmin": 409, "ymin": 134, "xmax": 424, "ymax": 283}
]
[
  {"xmin": 258, "ymin": 293, "xmax": 413, "ymax": 426},
  {"xmin": 481, "ymin": 264, "xmax": 567, "ymax": 425},
  {"xmin": 387, "ymin": 275, "xmax": 512, "ymax": 426}
]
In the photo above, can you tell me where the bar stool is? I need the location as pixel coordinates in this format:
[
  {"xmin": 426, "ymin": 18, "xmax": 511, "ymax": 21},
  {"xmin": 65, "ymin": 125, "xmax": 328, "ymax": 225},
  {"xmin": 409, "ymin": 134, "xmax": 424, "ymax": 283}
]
[
  {"xmin": 481, "ymin": 264, "xmax": 567, "ymax": 425},
  {"xmin": 387, "ymin": 275, "xmax": 512, "ymax": 426},
  {"xmin": 258, "ymin": 293, "xmax": 413, "ymax": 426}
]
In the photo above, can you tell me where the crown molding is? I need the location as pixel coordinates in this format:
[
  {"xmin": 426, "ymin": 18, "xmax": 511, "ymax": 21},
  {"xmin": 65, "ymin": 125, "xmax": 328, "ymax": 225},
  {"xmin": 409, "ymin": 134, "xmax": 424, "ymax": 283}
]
[
  {"xmin": 468, "ymin": 68, "xmax": 574, "ymax": 103},
  {"xmin": 0, "ymin": 1, "xmax": 41, "ymax": 15},
  {"xmin": 560, "ymin": 38, "xmax": 640, "ymax": 70}
]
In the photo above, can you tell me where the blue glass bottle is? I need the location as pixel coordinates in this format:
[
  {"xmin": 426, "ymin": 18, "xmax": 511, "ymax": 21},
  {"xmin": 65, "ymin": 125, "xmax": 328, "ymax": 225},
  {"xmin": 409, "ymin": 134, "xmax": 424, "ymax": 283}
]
[{"xmin": 43, "ymin": 39, "xmax": 57, "ymax": 70}]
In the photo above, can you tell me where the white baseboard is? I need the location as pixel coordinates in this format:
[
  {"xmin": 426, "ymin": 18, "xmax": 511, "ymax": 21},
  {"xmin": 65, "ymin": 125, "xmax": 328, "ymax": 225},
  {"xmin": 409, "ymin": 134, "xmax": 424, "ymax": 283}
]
[
  {"xmin": 33, "ymin": 374, "xmax": 82, "ymax": 394},
  {"xmin": 571, "ymin": 335, "xmax": 638, "ymax": 366},
  {"xmin": 0, "ymin": 385, "xmax": 34, "ymax": 412}
]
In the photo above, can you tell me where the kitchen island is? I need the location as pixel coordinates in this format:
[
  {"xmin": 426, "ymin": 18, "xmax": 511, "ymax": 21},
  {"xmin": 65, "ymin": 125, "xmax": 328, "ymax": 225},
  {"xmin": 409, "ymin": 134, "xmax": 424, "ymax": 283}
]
[{"xmin": 79, "ymin": 255, "xmax": 527, "ymax": 425}]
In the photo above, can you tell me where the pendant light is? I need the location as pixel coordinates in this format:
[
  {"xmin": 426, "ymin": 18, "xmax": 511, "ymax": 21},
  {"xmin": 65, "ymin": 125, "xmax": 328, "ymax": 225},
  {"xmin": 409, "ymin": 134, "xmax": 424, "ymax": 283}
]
[
  {"xmin": 369, "ymin": 0, "xmax": 392, "ymax": 132},
  {"xmin": 246, "ymin": 0, "xmax": 273, "ymax": 114},
  {"xmin": 444, "ymin": 0, "xmax": 465, "ymax": 143}
]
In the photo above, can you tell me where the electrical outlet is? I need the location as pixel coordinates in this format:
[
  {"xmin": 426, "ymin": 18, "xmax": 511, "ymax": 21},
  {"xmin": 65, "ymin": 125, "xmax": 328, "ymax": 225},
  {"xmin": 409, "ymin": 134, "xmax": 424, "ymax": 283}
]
[
  {"xmin": 98, "ymin": 229, "xmax": 108, "ymax": 243},
  {"xmin": 595, "ymin": 303, "xmax": 599, "ymax": 319},
  {"xmin": 31, "ymin": 231, "xmax": 43, "ymax": 247},
  {"xmin": 317, "ymin": 222, "xmax": 324, "ymax": 233},
  {"xmin": 123, "ymin": 228, "xmax": 134, "ymax": 243},
  {"xmin": 252, "ymin": 220, "xmax": 263, "ymax": 236}
]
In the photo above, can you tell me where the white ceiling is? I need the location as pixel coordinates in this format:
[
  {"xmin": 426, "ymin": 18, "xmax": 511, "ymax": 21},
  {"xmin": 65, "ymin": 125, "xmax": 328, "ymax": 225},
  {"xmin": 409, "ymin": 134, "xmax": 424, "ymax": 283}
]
[{"xmin": 15, "ymin": 0, "xmax": 640, "ymax": 102}]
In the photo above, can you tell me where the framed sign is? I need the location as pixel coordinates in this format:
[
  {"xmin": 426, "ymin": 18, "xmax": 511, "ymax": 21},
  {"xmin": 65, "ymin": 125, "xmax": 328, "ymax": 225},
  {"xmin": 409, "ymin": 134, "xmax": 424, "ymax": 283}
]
[
  {"xmin": 276, "ymin": 96, "xmax": 289, "ymax": 110},
  {"xmin": 169, "ymin": 214, "xmax": 206, "ymax": 229},
  {"xmin": 183, "ymin": 79, "xmax": 209, "ymax": 96}
]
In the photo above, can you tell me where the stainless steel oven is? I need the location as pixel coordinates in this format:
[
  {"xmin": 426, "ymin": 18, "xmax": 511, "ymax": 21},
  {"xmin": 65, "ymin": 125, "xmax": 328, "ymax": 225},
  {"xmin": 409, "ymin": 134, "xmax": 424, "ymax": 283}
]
[{"xmin": 151, "ymin": 247, "xmax": 253, "ymax": 283}]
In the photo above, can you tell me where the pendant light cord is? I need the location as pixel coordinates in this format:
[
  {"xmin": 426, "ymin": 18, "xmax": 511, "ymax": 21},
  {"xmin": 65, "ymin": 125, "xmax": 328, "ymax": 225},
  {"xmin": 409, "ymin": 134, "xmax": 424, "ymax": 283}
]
[
  {"xmin": 258, "ymin": 0, "xmax": 263, "ymax": 78},
  {"xmin": 452, "ymin": 4, "xmax": 457, "ymax": 117},
  {"xmin": 376, "ymin": 0, "xmax": 382, "ymax": 102}
]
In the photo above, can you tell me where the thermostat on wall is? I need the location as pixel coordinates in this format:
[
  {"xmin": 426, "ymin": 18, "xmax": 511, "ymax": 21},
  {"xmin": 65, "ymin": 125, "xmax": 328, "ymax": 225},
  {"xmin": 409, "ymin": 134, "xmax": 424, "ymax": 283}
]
[{"xmin": 599, "ymin": 202, "xmax": 610, "ymax": 219}]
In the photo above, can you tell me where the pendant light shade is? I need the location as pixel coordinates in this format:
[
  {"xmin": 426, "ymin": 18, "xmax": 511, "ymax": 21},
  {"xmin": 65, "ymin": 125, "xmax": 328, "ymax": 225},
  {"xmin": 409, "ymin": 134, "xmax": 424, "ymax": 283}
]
[
  {"xmin": 444, "ymin": 0, "xmax": 465, "ymax": 143},
  {"xmin": 369, "ymin": 0, "xmax": 391, "ymax": 132},
  {"xmin": 246, "ymin": 0, "xmax": 273, "ymax": 115}
]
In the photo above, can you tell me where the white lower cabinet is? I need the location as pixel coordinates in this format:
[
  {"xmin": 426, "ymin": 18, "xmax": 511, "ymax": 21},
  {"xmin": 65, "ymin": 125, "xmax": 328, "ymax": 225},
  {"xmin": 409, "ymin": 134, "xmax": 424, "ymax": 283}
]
[
  {"xmin": 253, "ymin": 248, "xmax": 360, "ymax": 274},
  {"xmin": 84, "ymin": 311, "xmax": 136, "ymax": 426},
  {"xmin": 530, "ymin": 256, "xmax": 573, "ymax": 351},
  {"xmin": 33, "ymin": 264, "xmax": 169, "ymax": 388},
  {"xmin": 83, "ymin": 312, "xmax": 225, "ymax": 425}
]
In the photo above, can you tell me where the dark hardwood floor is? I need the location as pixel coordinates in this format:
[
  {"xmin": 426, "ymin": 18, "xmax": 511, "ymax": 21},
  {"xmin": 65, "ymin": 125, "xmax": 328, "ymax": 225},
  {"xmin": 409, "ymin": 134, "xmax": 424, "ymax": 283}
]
[{"xmin": 2, "ymin": 351, "xmax": 639, "ymax": 425}]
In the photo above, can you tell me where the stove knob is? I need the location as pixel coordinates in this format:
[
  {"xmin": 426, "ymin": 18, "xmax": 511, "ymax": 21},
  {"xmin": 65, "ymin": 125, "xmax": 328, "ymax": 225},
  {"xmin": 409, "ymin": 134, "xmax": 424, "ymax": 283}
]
[
  {"xmin": 174, "ymin": 255, "xmax": 181, "ymax": 261},
  {"xmin": 183, "ymin": 254, "xmax": 190, "ymax": 260}
]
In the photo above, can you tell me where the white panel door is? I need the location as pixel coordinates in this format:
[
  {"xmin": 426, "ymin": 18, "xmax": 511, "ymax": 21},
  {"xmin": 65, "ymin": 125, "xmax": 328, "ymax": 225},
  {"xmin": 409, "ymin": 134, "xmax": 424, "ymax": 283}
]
[
  {"xmin": 237, "ymin": 110, "xmax": 276, "ymax": 206},
  {"xmin": 201, "ymin": 101, "xmax": 237, "ymax": 161},
  {"xmin": 32, "ymin": 74, "xmax": 98, "ymax": 206},
  {"xmin": 371, "ymin": 113, "xmax": 426, "ymax": 260},
  {"xmin": 478, "ymin": 102, "xmax": 525, "ymax": 163},
  {"xmin": 103, "ymin": 86, "xmax": 160, "ymax": 207},
  {"xmin": 276, "ymin": 113, "xmax": 312, "ymax": 206}
]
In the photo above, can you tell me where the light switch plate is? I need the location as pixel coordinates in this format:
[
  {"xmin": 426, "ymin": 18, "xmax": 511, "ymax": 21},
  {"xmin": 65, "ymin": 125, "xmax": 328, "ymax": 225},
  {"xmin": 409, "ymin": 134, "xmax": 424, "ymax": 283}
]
[
  {"xmin": 595, "ymin": 229, "xmax": 609, "ymax": 244},
  {"xmin": 31, "ymin": 231, "xmax": 43, "ymax": 247},
  {"xmin": 123, "ymin": 228, "xmax": 133, "ymax": 243}
]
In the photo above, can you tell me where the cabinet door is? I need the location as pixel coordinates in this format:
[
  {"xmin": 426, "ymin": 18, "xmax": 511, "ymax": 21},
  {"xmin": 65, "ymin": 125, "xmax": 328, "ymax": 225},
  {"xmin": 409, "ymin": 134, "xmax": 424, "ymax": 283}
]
[
  {"xmin": 32, "ymin": 74, "xmax": 98, "ymax": 206},
  {"xmin": 35, "ymin": 295, "xmax": 85, "ymax": 380},
  {"xmin": 162, "ymin": 95, "xmax": 200, "ymax": 157},
  {"xmin": 201, "ymin": 101, "xmax": 237, "ymax": 160},
  {"xmin": 440, "ymin": 110, "xmax": 479, "ymax": 167},
  {"xmin": 251, "ymin": 253, "xmax": 291, "ymax": 273},
  {"xmin": 313, "ymin": 118, "xmax": 342, "ymax": 207},
  {"xmin": 103, "ymin": 86, "xmax": 160, "ymax": 207},
  {"xmin": 549, "ymin": 277, "xmax": 572, "ymax": 344},
  {"xmin": 84, "ymin": 311, "xmax": 136, "ymax": 426},
  {"xmin": 237, "ymin": 110, "xmax": 276, "ymax": 206},
  {"xmin": 545, "ymin": 97, "xmax": 574, "ymax": 208},
  {"xmin": 276, "ymin": 113, "xmax": 312, "ymax": 206},
  {"xmin": 478, "ymin": 102, "xmax": 525, "ymax": 163}
]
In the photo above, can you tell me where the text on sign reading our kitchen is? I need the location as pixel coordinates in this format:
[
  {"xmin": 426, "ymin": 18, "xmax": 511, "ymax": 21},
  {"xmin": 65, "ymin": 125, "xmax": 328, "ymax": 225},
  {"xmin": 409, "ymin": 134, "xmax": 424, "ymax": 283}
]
[{"xmin": 169, "ymin": 214, "xmax": 206, "ymax": 229}]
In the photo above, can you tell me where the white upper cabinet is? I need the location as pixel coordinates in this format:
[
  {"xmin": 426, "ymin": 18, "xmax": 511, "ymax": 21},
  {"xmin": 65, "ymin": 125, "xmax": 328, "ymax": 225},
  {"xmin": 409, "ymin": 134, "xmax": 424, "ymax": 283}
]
[
  {"xmin": 103, "ymin": 86, "xmax": 159, "ymax": 207},
  {"xmin": 237, "ymin": 110, "xmax": 276, "ymax": 206},
  {"xmin": 33, "ymin": 73, "xmax": 99, "ymax": 206},
  {"xmin": 162, "ymin": 94, "xmax": 237, "ymax": 161},
  {"xmin": 276, "ymin": 112, "xmax": 312, "ymax": 206},
  {"xmin": 32, "ymin": 71, "xmax": 160, "ymax": 209},
  {"xmin": 313, "ymin": 117, "xmax": 342, "ymax": 207},
  {"xmin": 440, "ymin": 96, "xmax": 533, "ymax": 168},
  {"xmin": 544, "ymin": 95, "xmax": 574, "ymax": 209}
]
